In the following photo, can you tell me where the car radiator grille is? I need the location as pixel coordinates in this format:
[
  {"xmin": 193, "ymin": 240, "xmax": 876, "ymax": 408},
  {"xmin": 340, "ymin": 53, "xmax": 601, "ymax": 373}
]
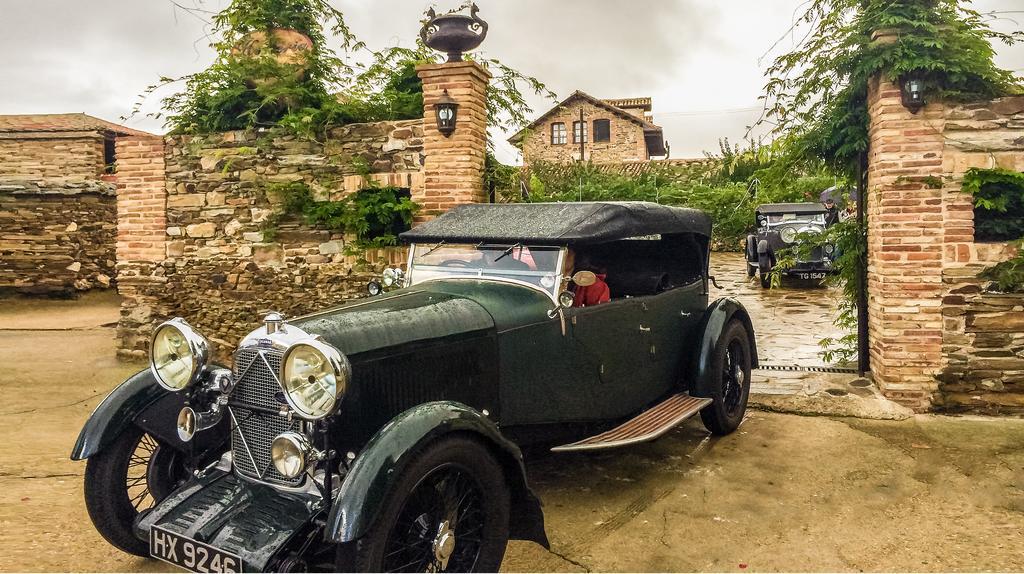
[{"xmin": 230, "ymin": 347, "xmax": 303, "ymax": 487}]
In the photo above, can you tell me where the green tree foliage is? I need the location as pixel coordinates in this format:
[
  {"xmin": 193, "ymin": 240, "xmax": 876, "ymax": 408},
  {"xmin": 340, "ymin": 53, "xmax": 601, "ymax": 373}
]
[
  {"xmin": 760, "ymin": 0, "xmax": 1022, "ymax": 176},
  {"xmin": 523, "ymin": 148, "xmax": 835, "ymax": 251},
  {"xmin": 142, "ymin": 0, "xmax": 553, "ymax": 140}
]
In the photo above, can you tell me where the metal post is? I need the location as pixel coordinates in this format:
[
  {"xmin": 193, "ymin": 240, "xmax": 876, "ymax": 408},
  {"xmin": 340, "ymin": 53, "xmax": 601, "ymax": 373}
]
[
  {"xmin": 856, "ymin": 151, "xmax": 870, "ymax": 376},
  {"xmin": 579, "ymin": 108, "xmax": 585, "ymax": 162}
]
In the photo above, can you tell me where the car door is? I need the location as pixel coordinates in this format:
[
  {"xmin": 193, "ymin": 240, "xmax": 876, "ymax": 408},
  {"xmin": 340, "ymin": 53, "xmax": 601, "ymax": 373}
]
[
  {"xmin": 563, "ymin": 298, "xmax": 657, "ymax": 421},
  {"xmin": 638, "ymin": 280, "xmax": 707, "ymax": 389}
]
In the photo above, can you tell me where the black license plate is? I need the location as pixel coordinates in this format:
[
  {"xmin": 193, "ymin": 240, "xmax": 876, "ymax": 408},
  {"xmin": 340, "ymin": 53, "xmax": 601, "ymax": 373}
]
[
  {"xmin": 150, "ymin": 526, "xmax": 242, "ymax": 573},
  {"xmin": 797, "ymin": 272, "xmax": 826, "ymax": 280}
]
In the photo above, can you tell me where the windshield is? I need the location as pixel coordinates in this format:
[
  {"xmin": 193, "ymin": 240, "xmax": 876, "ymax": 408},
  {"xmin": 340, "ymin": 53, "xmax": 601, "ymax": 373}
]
[
  {"xmin": 766, "ymin": 212, "xmax": 826, "ymax": 225},
  {"xmin": 408, "ymin": 243, "xmax": 565, "ymax": 297}
]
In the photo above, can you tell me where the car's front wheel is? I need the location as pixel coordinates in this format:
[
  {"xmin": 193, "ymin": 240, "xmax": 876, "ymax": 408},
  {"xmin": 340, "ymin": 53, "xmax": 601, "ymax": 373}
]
[
  {"xmin": 699, "ymin": 320, "xmax": 753, "ymax": 435},
  {"xmin": 343, "ymin": 435, "xmax": 511, "ymax": 572},
  {"xmin": 83, "ymin": 426, "xmax": 189, "ymax": 556}
]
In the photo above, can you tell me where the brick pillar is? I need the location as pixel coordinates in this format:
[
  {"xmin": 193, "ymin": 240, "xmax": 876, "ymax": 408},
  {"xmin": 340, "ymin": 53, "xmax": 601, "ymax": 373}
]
[
  {"xmin": 415, "ymin": 61, "xmax": 491, "ymax": 221},
  {"xmin": 113, "ymin": 136, "xmax": 168, "ymax": 360},
  {"xmin": 866, "ymin": 74, "xmax": 947, "ymax": 410},
  {"xmin": 115, "ymin": 136, "xmax": 167, "ymax": 264}
]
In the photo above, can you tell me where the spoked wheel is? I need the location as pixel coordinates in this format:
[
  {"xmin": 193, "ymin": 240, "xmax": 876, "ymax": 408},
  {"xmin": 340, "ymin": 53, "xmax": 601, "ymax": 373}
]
[
  {"xmin": 84, "ymin": 426, "xmax": 188, "ymax": 556},
  {"xmin": 385, "ymin": 465, "xmax": 485, "ymax": 572},
  {"xmin": 344, "ymin": 436, "xmax": 510, "ymax": 573},
  {"xmin": 699, "ymin": 320, "xmax": 752, "ymax": 435}
]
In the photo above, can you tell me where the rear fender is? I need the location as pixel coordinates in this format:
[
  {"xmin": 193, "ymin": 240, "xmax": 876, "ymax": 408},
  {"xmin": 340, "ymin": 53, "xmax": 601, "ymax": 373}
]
[
  {"xmin": 326, "ymin": 401, "xmax": 549, "ymax": 548},
  {"xmin": 70, "ymin": 368, "xmax": 226, "ymax": 460},
  {"xmin": 688, "ymin": 298, "xmax": 758, "ymax": 397}
]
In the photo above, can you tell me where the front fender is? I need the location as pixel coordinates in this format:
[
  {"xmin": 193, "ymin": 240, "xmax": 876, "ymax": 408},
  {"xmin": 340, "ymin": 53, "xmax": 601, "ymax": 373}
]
[
  {"xmin": 689, "ymin": 298, "xmax": 758, "ymax": 397},
  {"xmin": 326, "ymin": 401, "xmax": 548, "ymax": 548},
  {"xmin": 70, "ymin": 367, "xmax": 227, "ymax": 460},
  {"xmin": 71, "ymin": 369, "xmax": 170, "ymax": 460}
]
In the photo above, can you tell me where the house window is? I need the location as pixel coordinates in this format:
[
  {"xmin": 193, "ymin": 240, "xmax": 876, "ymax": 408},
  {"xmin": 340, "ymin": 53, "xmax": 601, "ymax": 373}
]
[
  {"xmin": 551, "ymin": 122, "xmax": 567, "ymax": 145},
  {"xmin": 103, "ymin": 135, "xmax": 116, "ymax": 174},
  {"xmin": 593, "ymin": 119, "xmax": 611, "ymax": 143},
  {"xmin": 573, "ymin": 121, "xmax": 588, "ymax": 143}
]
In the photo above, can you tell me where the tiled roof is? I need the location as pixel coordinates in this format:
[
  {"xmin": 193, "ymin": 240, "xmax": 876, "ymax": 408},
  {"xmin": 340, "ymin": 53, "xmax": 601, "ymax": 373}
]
[
  {"xmin": 602, "ymin": 97, "xmax": 652, "ymax": 111},
  {"xmin": 0, "ymin": 113, "xmax": 154, "ymax": 137}
]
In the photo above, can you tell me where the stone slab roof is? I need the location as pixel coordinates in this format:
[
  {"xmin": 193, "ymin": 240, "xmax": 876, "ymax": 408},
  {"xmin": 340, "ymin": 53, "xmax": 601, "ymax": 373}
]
[{"xmin": 0, "ymin": 113, "xmax": 154, "ymax": 137}]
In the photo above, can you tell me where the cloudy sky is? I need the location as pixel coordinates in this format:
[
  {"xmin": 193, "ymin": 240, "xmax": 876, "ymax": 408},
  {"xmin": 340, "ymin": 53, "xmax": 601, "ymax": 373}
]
[{"xmin": 2, "ymin": 0, "xmax": 1022, "ymax": 163}]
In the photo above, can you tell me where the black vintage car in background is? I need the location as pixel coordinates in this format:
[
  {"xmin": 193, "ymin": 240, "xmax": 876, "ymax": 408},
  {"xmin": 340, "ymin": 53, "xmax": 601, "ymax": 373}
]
[
  {"xmin": 745, "ymin": 202, "xmax": 835, "ymax": 288},
  {"xmin": 72, "ymin": 201, "xmax": 757, "ymax": 573}
]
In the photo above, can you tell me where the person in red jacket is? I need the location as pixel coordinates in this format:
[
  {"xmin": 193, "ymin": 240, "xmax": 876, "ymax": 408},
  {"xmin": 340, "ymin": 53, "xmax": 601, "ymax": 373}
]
[{"xmin": 571, "ymin": 253, "xmax": 611, "ymax": 307}]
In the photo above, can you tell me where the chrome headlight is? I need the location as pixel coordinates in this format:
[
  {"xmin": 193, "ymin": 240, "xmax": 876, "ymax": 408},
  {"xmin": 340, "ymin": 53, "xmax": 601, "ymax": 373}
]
[
  {"xmin": 780, "ymin": 226, "xmax": 798, "ymax": 244},
  {"xmin": 382, "ymin": 267, "xmax": 404, "ymax": 288},
  {"xmin": 824, "ymin": 243, "xmax": 836, "ymax": 255},
  {"xmin": 279, "ymin": 340, "xmax": 350, "ymax": 419},
  {"xmin": 271, "ymin": 431, "xmax": 311, "ymax": 479},
  {"xmin": 150, "ymin": 319, "xmax": 209, "ymax": 391}
]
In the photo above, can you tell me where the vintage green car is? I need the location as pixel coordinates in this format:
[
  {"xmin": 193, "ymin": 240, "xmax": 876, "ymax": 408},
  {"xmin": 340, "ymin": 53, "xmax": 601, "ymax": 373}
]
[{"xmin": 71, "ymin": 201, "xmax": 757, "ymax": 573}]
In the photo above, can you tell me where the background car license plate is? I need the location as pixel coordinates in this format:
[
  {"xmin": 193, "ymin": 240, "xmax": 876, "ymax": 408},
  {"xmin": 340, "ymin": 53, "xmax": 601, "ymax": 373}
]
[
  {"xmin": 798, "ymin": 272, "xmax": 826, "ymax": 280},
  {"xmin": 150, "ymin": 526, "xmax": 241, "ymax": 573}
]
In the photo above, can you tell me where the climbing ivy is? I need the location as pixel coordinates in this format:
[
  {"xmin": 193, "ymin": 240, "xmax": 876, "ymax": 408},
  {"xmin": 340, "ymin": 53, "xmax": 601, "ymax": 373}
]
[
  {"xmin": 267, "ymin": 180, "xmax": 418, "ymax": 250},
  {"xmin": 963, "ymin": 167, "xmax": 1024, "ymax": 292},
  {"xmin": 759, "ymin": 0, "xmax": 1022, "ymax": 177}
]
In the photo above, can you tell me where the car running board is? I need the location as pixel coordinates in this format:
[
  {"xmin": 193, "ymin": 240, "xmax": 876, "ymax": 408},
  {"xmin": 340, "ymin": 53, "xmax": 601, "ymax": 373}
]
[{"xmin": 550, "ymin": 393, "xmax": 713, "ymax": 452}]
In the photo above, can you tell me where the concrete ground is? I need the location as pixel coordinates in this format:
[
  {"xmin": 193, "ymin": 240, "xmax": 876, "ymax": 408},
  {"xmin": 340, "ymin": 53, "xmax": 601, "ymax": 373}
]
[{"xmin": 2, "ymin": 283, "xmax": 1022, "ymax": 572}]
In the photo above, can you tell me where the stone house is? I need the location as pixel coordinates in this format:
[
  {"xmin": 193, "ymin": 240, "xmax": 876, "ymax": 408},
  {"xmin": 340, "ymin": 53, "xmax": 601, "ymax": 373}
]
[
  {"xmin": 0, "ymin": 113, "xmax": 152, "ymax": 294},
  {"xmin": 508, "ymin": 91, "xmax": 668, "ymax": 165}
]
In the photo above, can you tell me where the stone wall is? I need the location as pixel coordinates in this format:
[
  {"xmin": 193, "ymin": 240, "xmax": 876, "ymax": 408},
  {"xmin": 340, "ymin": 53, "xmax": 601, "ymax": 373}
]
[
  {"xmin": 0, "ymin": 133, "xmax": 106, "ymax": 183},
  {"xmin": 115, "ymin": 121, "xmax": 424, "ymax": 360},
  {"xmin": 520, "ymin": 99, "xmax": 649, "ymax": 165},
  {"xmin": 866, "ymin": 61, "xmax": 1024, "ymax": 412},
  {"xmin": 933, "ymin": 96, "xmax": 1024, "ymax": 413},
  {"xmin": 0, "ymin": 181, "xmax": 116, "ymax": 295}
]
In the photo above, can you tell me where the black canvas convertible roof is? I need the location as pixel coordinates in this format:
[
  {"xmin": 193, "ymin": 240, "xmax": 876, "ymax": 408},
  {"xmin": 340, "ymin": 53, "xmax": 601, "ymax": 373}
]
[
  {"xmin": 400, "ymin": 202, "xmax": 711, "ymax": 246},
  {"xmin": 756, "ymin": 202, "xmax": 828, "ymax": 215}
]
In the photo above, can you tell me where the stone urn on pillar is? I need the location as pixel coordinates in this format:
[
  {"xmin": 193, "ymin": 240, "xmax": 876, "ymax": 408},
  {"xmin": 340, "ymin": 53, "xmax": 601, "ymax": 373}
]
[{"xmin": 420, "ymin": 3, "xmax": 489, "ymax": 62}]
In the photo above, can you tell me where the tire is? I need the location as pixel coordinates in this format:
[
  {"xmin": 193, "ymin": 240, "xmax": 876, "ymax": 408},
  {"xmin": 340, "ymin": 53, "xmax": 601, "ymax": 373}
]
[
  {"xmin": 758, "ymin": 254, "xmax": 772, "ymax": 289},
  {"xmin": 745, "ymin": 237, "xmax": 757, "ymax": 277},
  {"xmin": 342, "ymin": 435, "xmax": 511, "ymax": 573},
  {"xmin": 83, "ymin": 426, "xmax": 187, "ymax": 556},
  {"xmin": 699, "ymin": 320, "xmax": 753, "ymax": 436}
]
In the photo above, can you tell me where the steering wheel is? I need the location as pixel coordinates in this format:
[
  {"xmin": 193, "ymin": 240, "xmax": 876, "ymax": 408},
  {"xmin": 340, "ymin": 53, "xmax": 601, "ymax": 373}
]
[{"xmin": 439, "ymin": 259, "xmax": 474, "ymax": 268}]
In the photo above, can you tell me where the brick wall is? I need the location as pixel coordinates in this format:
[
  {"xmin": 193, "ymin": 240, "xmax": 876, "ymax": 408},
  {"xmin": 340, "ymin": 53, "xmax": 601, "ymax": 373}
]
[
  {"xmin": 865, "ymin": 76, "xmax": 948, "ymax": 410},
  {"xmin": 417, "ymin": 62, "xmax": 490, "ymax": 220},
  {"xmin": 0, "ymin": 181, "xmax": 115, "ymax": 295},
  {"xmin": 519, "ymin": 100, "xmax": 648, "ymax": 165},
  {"xmin": 0, "ymin": 134, "xmax": 106, "ymax": 182},
  {"xmin": 866, "ymin": 67, "xmax": 1024, "ymax": 412}
]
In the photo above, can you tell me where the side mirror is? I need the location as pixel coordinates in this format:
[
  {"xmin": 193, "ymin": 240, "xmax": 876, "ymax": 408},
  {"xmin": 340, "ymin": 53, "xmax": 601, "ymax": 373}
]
[
  {"xmin": 571, "ymin": 270, "xmax": 597, "ymax": 287},
  {"xmin": 548, "ymin": 291, "xmax": 575, "ymax": 318}
]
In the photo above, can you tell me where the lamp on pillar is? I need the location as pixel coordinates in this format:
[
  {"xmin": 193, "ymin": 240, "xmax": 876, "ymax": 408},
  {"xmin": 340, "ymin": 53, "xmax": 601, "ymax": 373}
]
[
  {"xmin": 900, "ymin": 74, "xmax": 926, "ymax": 113},
  {"xmin": 434, "ymin": 90, "xmax": 459, "ymax": 137}
]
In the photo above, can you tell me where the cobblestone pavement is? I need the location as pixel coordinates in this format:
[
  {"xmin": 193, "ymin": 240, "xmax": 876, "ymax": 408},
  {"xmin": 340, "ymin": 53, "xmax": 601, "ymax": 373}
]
[
  {"xmin": 2, "ymin": 292, "xmax": 1021, "ymax": 572},
  {"xmin": 708, "ymin": 251, "xmax": 847, "ymax": 369},
  {"xmin": 706, "ymin": 253, "xmax": 907, "ymax": 417}
]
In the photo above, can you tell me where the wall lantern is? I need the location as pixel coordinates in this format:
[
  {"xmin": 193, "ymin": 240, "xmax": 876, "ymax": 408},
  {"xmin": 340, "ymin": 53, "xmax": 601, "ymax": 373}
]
[
  {"xmin": 901, "ymin": 75, "xmax": 926, "ymax": 114},
  {"xmin": 434, "ymin": 90, "xmax": 459, "ymax": 137}
]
